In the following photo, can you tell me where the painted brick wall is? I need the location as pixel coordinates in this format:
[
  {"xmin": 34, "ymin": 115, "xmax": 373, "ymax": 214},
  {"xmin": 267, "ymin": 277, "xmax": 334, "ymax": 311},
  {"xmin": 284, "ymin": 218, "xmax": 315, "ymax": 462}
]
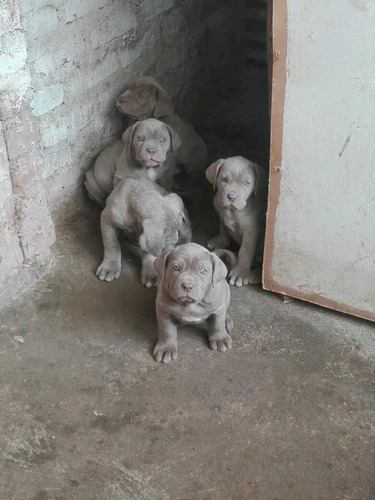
[{"xmin": 0, "ymin": 0, "xmax": 241, "ymax": 306}]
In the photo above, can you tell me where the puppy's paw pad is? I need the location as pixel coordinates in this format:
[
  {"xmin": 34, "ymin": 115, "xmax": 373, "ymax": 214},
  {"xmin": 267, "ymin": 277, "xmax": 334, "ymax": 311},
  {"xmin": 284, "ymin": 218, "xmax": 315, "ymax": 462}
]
[
  {"xmin": 153, "ymin": 343, "xmax": 178, "ymax": 363},
  {"xmin": 96, "ymin": 262, "xmax": 121, "ymax": 281},
  {"xmin": 209, "ymin": 335, "xmax": 232, "ymax": 352}
]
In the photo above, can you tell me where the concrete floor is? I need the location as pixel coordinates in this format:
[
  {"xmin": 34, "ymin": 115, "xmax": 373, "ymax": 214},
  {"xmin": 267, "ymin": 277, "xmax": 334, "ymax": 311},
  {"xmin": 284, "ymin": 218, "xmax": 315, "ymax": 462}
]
[{"xmin": 0, "ymin": 191, "xmax": 374, "ymax": 500}]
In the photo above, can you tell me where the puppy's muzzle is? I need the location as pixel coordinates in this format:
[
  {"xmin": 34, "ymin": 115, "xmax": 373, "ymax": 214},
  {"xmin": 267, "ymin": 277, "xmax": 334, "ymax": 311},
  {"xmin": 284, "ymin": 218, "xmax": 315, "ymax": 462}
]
[
  {"xmin": 226, "ymin": 191, "xmax": 237, "ymax": 202},
  {"xmin": 176, "ymin": 276, "xmax": 198, "ymax": 303}
]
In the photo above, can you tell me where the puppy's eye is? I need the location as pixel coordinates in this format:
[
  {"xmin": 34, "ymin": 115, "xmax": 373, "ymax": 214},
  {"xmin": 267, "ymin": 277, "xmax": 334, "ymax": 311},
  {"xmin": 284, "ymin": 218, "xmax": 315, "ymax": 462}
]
[
  {"xmin": 160, "ymin": 137, "xmax": 166, "ymax": 143},
  {"xmin": 138, "ymin": 93, "xmax": 145, "ymax": 100},
  {"xmin": 172, "ymin": 264, "xmax": 180, "ymax": 272},
  {"xmin": 200, "ymin": 268, "xmax": 208, "ymax": 275},
  {"xmin": 221, "ymin": 176, "xmax": 230, "ymax": 182},
  {"xmin": 243, "ymin": 180, "xmax": 252, "ymax": 186},
  {"xmin": 137, "ymin": 135, "xmax": 145, "ymax": 142}
]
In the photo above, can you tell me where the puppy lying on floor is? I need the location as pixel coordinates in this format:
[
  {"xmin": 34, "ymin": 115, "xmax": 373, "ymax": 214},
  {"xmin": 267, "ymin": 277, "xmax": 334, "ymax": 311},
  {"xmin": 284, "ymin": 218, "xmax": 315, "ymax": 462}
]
[
  {"xmin": 205, "ymin": 156, "xmax": 267, "ymax": 287},
  {"xmin": 97, "ymin": 178, "xmax": 191, "ymax": 288},
  {"xmin": 84, "ymin": 118, "xmax": 181, "ymax": 206},
  {"xmin": 153, "ymin": 243, "xmax": 233, "ymax": 363},
  {"xmin": 116, "ymin": 76, "xmax": 207, "ymax": 188}
]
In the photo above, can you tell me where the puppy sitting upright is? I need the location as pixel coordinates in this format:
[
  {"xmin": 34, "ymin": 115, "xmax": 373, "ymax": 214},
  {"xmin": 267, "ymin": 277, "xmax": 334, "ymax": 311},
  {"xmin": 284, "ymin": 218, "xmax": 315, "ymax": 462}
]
[
  {"xmin": 153, "ymin": 243, "xmax": 233, "ymax": 363},
  {"xmin": 206, "ymin": 156, "xmax": 267, "ymax": 287},
  {"xmin": 97, "ymin": 178, "xmax": 191, "ymax": 288},
  {"xmin": 85, "ymin": 118, "xmax": 181, "ymax": 206},
  {"xmin": 116, "ymin": 76, "xmax": 207, "ymax": 187}
]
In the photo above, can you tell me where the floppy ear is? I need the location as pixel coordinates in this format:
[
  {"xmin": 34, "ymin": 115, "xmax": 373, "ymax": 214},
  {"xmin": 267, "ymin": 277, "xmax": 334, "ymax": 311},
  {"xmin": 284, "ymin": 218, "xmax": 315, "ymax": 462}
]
[
  {"xmin": 210, "ymin": 252, "xmax": 228, "ymax": 286},
  {"xmin": 251, "ymin": 162, "xmax": 267, "ymax": 198},
  {"xmin": 165, "ymin": 124, "xmax": 181, "ymax": 153},
  {"xmin": 122, "ymin": 121, "xmax": 139, "ymax": 146},
  {"xmin": 154, "ymin": 86, "xmax": 174, "ymax": 118},
  {"xmin": 153, "ymin": 250, "xmax": 170, "ymax": 280},
  {"xmin": 205, "ymin": 159, "xmax": 225, "ymax": 189},
  {"xmin": 138, "ymin": 219, "xmax": 164, "ymax": 257}
]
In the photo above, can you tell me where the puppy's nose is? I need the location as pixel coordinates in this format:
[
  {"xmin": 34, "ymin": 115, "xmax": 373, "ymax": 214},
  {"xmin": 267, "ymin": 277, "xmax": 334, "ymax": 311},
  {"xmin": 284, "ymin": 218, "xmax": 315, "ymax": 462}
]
[
  {"xmin": 181, "ymin": 282, "xmax": 193, "ymax": 292},
  {"xmin": 146, "ymin": 146, "xmax": 156, "ymax": 154},
  {"xmin": 227, "ymin": 191, "xmax": 237, "ymax": 201}
]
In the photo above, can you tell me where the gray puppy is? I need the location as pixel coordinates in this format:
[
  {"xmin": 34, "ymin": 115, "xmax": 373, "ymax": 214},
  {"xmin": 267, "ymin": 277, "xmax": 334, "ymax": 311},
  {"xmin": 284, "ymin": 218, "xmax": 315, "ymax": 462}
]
[
  {"xmin": 85, "ymin": 118, "xmax": 181, "ymax": 206},
  {"xmin": 97, "ymin": 178, "xmax": 191, "ymax": 288},
  {"xmin": 116, "ymin": 76, "xmax": 207, "ymax": 186},
  {"xmin": 206, "ymin": 156, "xmax": 266, "ymax": 287},
  {"xmin": 153, "ymin": 243, "xmax": 233, "ymax": 363}
]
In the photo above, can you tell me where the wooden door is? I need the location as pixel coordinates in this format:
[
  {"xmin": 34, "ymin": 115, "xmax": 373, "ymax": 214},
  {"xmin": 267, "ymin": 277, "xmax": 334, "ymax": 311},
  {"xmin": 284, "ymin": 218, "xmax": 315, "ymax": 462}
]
[{"xmin": 264, "ymin": 0, "xmax": 375, "ymax": 322}]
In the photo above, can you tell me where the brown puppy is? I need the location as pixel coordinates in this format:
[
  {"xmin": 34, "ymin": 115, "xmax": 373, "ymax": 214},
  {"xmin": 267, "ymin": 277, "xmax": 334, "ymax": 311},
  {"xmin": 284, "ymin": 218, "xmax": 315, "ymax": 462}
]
[
  {"xmin": 116, "ymin": 76, "xmax": 207, "ymax": 187},
  {"xmin": 84, "ymin": 118, "xmax": 181, "ymax": 206}
]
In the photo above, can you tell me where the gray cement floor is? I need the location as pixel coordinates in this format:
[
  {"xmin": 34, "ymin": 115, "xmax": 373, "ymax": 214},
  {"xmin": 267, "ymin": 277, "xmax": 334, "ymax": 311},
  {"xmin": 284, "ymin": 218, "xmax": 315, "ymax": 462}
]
[{"xmin": 1, "ymin": 193, "xmax": 375, "ymax": 500}]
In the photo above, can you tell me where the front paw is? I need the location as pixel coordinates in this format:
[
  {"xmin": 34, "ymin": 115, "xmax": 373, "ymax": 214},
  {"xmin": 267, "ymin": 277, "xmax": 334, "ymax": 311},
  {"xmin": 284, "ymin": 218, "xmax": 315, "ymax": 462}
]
[
  {"xmin": 228, "ymin": 266, "xmax": 261, "ymax": 287},
  {"xmin": 209, "ymin": 334, "xmax": 232, "ymax": 352},
  {"xmin": 153, "ymin": 342, "xmax": 178, "ymax": 363},
  {"xmin": 96, "ymin": 260, "xmax": 121, "ymax": 281},
  {"xmin": 207, "ymin": 234, "xmax": 230, "ymax": 250},
  {"xmin": 141, "ymin": 270, "xmax": 158, "ymax": 288},
  {"xmin": 141, "ymin": 256, "xmax": 158, "ymax": 288}
]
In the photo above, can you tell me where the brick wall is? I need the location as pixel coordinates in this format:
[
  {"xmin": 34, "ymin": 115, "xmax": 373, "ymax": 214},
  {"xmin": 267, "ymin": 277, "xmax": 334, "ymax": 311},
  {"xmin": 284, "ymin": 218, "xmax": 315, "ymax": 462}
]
[{"xmin": 0, "ymin": 0, "xmax": 241, "ymax": 306}]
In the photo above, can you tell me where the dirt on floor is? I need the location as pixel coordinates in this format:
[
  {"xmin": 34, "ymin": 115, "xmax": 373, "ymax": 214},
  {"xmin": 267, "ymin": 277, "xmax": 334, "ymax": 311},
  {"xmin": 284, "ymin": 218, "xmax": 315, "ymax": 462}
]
[{"xmin": 0, "ymin": 189, "xmax": 374, "ymax": 500}]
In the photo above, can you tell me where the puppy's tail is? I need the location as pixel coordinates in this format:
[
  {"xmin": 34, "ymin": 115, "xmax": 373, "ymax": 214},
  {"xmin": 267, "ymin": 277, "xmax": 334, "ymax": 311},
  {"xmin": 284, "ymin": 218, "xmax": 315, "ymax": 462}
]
[
  {"xmin": 212, "ymin": 249, "xmax": 237, "ymax": 272},
  {"xmin": 84, "ymin": 169, "xmax": 107, "ymax": 207}
]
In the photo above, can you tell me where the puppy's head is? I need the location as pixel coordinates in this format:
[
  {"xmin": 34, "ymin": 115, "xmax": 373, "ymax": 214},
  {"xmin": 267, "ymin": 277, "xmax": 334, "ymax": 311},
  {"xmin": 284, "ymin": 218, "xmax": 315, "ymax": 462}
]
[
  {"xmin": 116, "ymin": 76, "xmax": 174, "ymax": 119},
  {"xmin": 154, "ymin": 243, "xmax": 227, "ymax": 304},
  {"xmin": 205, "ymin": 156, "xmax": 262, "ymax": 210},
  {"xmin": 138, "ymin": 218, "xmax": 176, "ymax": 257},
  {"xmin": 122, "ymin": 118, "xmax": 181, "ymax": 169},
  {"xmin": 137, "ymin": 194, "xmax": 187, "ymax": 257}
]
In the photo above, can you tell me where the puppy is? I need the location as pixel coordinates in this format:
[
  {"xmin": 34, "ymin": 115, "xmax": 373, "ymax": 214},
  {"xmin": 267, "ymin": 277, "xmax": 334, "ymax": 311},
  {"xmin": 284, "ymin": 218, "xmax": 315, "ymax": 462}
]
[
  {"xmin": 153, "ymin": 243, "xmax": 233, "ymax": 363},
  {"xmin": 97, "ymin": 178, "xmax": 191, "ymax": 288},
  {"xmin": 85, "ymin": 118, "xmax": 181, "ymax": 206},
  {"xmin": 116, "ymin": 76, "xmax": 207, "ymax": 187},
  {"xmin": 205, "ymin": 156, "xmax": 267, "ymax": 287}
]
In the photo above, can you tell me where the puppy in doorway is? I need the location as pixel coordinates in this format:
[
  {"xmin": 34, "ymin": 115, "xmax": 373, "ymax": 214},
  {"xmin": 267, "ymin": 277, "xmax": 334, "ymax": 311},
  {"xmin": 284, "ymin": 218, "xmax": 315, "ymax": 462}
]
[{"xmin": 205, "ymin": 156, "xmax": 267, "ymax": 287}]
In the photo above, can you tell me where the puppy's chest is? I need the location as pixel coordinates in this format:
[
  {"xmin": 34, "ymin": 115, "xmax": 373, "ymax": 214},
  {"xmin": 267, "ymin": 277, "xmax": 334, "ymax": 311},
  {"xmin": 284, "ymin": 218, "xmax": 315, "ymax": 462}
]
[
  {"xmin": 221, "ymin": 210, "xmax": 243, "ymax": 242},
  {"xmin": 174, "ymin": 303, "xmax": 209, "ymax": 324}
]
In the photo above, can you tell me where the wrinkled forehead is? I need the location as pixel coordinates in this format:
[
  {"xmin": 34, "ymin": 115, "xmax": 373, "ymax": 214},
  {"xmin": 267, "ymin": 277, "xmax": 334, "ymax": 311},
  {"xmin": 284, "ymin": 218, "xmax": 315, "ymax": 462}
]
[
  {"xmin": 169, "ymin": 246, "xmax": 211, "ymax": 269},
  {"xmin": 221, "ymin": 159, "xmax": 255, "ymax": 180},
  {"xmin": 133, "ymin": 120, "xmax": 169, "ymax": 138},
  {"xmin": 128, "ymin": 81, "xmax": 154, "ymax": 97}
]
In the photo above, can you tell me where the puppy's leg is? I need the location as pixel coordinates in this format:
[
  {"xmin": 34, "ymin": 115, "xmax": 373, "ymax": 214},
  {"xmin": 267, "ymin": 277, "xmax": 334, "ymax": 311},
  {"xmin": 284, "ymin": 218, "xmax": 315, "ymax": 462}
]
[
  {"xmin": 96, "ymin": 210, "xmax": 122, "ymax": 281},
  {"xmin": 140, "ymin": 252, "xmax": 158, "ymax": 288},
  {"xmin": 153, "ymin": 311, "xmax": 178, "ymax": 363},
  {"xmin": 207, "ymin": 220, "xmax": 231, "ymax": 250},
  {"xmin": 84, "ymin": 169, "xmax": 107, "ymax": 207},
  {"xmin": 178, "ymin": 217, "xmax": 192, "ymax": 244},
  {"xmin": 207, "ymin": 308, "xmax": 232, "ymax": 352},
  {"xmin": 228, "ymin": 229, "xmax": 260, "ymax": 287}
]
